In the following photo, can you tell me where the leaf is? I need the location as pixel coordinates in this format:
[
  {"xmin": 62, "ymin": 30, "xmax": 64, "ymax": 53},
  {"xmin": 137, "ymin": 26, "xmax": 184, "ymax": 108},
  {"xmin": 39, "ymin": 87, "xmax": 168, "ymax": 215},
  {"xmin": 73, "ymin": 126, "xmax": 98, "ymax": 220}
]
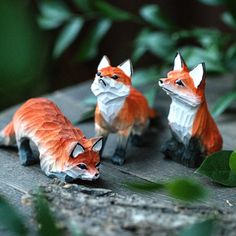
[
  {"xmin": 197, "ymin": 0, "xmax": 224, "ymax": 6},
  {"xmin": 35, "ymin": 194, "xmax": 62, "ymax": 236},
  {"xmin": 180, "ymin": 46, "xmax": 225, "ymax": 73},
  {"xmin": 132, "ymin": 67, "xmax": 159, "ymax": 87},
  {"xmin": 166, "ymin": 179, "xmax": 206, "ymax": 202},
  {"xmin": 53, "ymin": 17, "xmax": 84, "ymax": 58},
  {"xmin": 229, "ymin": 151, "xmax": 236, "ymax": 175},
  {"xmin": 179, "ymin": 219, "xmax": 214, "ymax": 236},
  {"xmin": 134, "ymin": 29, "xmax": 175, "ymax": 61},
  {"xmin": 94, "ymin": 0, "xmax": 136, "ymax": 21},
  {"xmin": 0, "ymin": 195, "xmax": 27, "ymax": 235},
  {"xmin": 211, "ymin": 92, "xmax": 236, "ymax": 118},
  {"xmin": 222, "ymin": 12, "xmax": 236, "ymax": 29},
  {"xmin": 38, "ymin": 1, "xmax": 71, "ymax": 29},
  {"xmin": 140, "ymin": 4, "xmax": 173, "ymax": 29},
  {"xmin": 126, "ymin": 182, "xmax": 164, "ymax": 192},
  {"xmin": 197, "ymin": 150, "xmax": 236, "ymax": 187},
  {"xmin": 73, "ymin": 0, "xmax": 93, "ymax": 12},
  {"xmin": 77, "ymin": 19, "xmax": 111, "ymax": 61}
]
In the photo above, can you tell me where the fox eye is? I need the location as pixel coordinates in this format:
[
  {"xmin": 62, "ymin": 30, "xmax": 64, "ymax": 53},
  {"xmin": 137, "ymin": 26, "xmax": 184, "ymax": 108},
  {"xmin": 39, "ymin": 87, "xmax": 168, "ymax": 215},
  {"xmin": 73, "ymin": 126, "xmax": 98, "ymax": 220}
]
[
  {"xmin": 111, "ymin": 75, "xmax": 119, "ymax": 80},
  {"xmin": 96, "ymin": 71, "xmax": 101, "ymax": 76},
  {"xmin": 78, "ymin": 163, "xmax": 87, "ymax": 170},
  {"xmin": 176, "ymin": 79, "xmax": 184, "ymax": 86}
]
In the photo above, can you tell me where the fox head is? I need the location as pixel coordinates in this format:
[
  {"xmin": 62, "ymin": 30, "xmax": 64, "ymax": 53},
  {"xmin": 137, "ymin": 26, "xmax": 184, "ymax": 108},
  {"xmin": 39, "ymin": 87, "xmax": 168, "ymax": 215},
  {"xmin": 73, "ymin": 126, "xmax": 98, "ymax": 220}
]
[
  {"xmin": 46, "ymin": 137, "xmax": 103, "ymax": 181},
  {"xmin": 91, "ymin": 56, "xmax": 133, "ymax": 104},
  {"xmin": 159, "ymin": 52, "xmax": 206, "ymax": 107}
]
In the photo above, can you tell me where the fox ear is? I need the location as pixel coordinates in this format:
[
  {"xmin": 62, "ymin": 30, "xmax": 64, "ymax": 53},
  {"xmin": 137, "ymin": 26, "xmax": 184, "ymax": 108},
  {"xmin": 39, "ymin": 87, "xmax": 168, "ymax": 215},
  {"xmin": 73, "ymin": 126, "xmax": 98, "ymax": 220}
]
[
  {"xmin": 173, "ymin": 52, "xmax": 187, "ymax": 71},
  {"xmin": 70, "ymin": 143, "xmax": 85, "ymax": 158},
  {"xmin": 118, "ymin": 59, "xmax": 133, "ymax": 77},
  {"xmin": 98, "ymin": 55, "xmax": 110, "ymax": 70},
  {"xmin": 91, "ymin": 137, "xmax": 103, "ymax": 152},
  {"xmin": 189, "ymin": 63, "xmax": 206, "ymax": 88}
]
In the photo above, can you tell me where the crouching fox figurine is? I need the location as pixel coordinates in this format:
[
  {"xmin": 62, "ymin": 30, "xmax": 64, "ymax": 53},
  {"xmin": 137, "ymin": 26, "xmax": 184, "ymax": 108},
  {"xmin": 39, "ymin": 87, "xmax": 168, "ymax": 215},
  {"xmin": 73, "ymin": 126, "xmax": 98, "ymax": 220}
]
[
  {"xmin": 0, "ymin": 98, "xmax": 103, "ymax": 182},
  {"xmin": 159, "ymin": 52, "xmax": 222, "ymax": 168},
  {"xmin": 91, "ymin": 56, "xmax": 156, "ymax": 165}
]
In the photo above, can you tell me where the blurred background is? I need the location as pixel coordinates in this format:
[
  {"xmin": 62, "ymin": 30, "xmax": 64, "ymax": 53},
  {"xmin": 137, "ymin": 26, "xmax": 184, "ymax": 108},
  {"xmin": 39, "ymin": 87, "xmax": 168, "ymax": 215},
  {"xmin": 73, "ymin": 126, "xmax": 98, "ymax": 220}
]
[{"xmin": 0, "ymin": 0, "xmax": 236, "ymax": 114}]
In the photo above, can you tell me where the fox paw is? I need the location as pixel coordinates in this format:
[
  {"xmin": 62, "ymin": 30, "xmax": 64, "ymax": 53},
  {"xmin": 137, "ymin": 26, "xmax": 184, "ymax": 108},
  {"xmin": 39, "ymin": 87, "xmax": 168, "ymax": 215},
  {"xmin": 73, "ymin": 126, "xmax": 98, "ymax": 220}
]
[{"xmin": 111, "ymin": 154, "xmax": 125, "ymax": 165}]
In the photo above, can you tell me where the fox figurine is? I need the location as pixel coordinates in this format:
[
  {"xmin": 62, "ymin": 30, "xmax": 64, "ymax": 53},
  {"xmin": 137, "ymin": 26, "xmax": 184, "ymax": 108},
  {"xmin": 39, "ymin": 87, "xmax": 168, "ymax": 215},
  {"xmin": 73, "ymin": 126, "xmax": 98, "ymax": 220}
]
[
  {"xmin": 0, "ymin": 98, "xmax": 103, "ymax": 182},
  {"xmin": 159, "ymin": 52, "xmax": 222, "ymax": 168},
  {"xmin": 91, "ymin": 56, "xmax": 156, "ymax": 165}
]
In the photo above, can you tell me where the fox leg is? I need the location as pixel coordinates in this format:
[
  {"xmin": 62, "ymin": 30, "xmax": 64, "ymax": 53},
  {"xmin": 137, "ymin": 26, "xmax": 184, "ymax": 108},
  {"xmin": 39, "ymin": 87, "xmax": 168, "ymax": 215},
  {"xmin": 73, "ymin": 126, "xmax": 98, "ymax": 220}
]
[
  {"xmin": 181, "ymin": 137, "xmax": 204, "ymax": 168},
  {"xmin": 0, "ymin": 121, "xmax": 16, "ymax": 146},
  {"xmin": 161, "ymin": 135, "xmax": 185, "ymax": 162},
  {"xmin": 17, "ymin": 138, "xmax": 39, "ymax": 166},
  {"xmin": 131, "ymin": 122, "xmax": 148, "ymax": 147},
  {"xmin": 95, "ymin": 123, "xmax": 109, "ymax": 157},
  {"xmin": 112, "ymin": 127, "xmax": 132, "ymax": 165}
]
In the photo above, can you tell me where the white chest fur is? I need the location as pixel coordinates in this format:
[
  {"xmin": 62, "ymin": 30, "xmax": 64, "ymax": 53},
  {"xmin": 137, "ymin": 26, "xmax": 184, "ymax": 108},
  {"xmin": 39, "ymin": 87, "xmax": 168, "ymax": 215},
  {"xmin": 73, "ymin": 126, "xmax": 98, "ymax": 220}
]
[
  {"xmin": 91, "ymin": 77, "xmax": 130, "ymax": 124},
  {"xmin": 168, "ymin": 98, "xmax": 198, "ymax": 145}
]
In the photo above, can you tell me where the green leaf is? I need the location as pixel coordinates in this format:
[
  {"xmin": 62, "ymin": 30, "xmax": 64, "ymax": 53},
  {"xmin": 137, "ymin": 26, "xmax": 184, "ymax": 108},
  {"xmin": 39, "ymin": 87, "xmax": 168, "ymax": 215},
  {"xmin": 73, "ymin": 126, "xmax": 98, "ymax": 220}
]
[
  {"xmin": 73, "ymin": 0, "xmax": 93, "ymax": 12},
  {"xmin": 140, "ymin": 4, "xmax": 173, "ymax": 29},
  {"xmin": 229, "ymin": 151, "xmax": 236, "ymax": 175},
  {"xmin": 95, "ymin": 0, "xmax": 136, "ymax": 21},
  {"xmin": 179, "ymin": 219, "xmax": 214, "ymax": 236},
  {"xmin": 35, "ymin": 194, "xmax": 62, "ymax": 236},
  {"xmin": 132, "ymin": 67, "xmax": 159, "ymax": 87},
  {"xmin": 222, "ymin": 12, "xmax": 236, "ymax": 29},
  {"xmin": 134, "ymin": 29, "xmax": 175, "ymax": 61},
  {"xmin": 0, "ymin": 195, "xmax": 27, "ymax": 235},
  {"xmin": 126, "ymin": 182, "xmax": 164, "ymax": 192},
  {"xmin": 77, "ymin": 19, "xmax": 111, "ymax": 61},
  {"xmin": 180, "ymin": 46, "xmax": 225, "ymax": 73},
  {"xmin": 166, "ymin": 179, "xmax": 206, "ymax": 202},
  {"xmin": 38, "ymin": 1, "xmax": 71, "ymax": 29},
  {"xmin": 211, "ymin": 92, "xmax": 236, "ymax": 118},
  {"xmin": 197, "ymin": 0, "xmax": 224, "ymax": 6},
  {"xmin": 197, "ymin": 150, "xmax": 236, "ymax": 187},
  {"xmin": 53, "ymin": 17, "xmax": 84, "ymax": 58}
]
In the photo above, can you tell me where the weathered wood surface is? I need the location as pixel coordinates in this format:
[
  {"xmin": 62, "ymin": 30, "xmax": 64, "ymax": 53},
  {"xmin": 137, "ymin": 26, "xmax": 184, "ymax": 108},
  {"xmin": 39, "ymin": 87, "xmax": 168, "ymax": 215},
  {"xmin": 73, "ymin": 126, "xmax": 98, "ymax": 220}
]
[{"xmin": 0, "ymin": 76, "xmax": 236, "ymax": 227}]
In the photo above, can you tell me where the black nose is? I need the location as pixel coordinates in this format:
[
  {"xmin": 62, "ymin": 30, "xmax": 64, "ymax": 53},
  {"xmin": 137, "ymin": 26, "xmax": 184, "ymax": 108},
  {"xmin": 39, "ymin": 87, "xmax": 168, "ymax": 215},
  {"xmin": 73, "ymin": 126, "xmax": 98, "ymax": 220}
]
[
  {"xmin": 95, "ymin": 173, "xmax": 99, "ymax": 177},
  {"xmin": 159, "ymin": 79, "xmax": 163, "ymax": 84}
]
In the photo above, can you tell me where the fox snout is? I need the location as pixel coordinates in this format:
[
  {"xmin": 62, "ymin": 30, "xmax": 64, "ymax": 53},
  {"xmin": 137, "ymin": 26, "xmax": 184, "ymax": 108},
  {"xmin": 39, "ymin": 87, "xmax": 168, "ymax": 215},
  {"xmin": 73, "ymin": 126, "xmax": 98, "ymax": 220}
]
[{"xmin": 159, "ymin": 79, "xmax": 164, "ymax": 86}]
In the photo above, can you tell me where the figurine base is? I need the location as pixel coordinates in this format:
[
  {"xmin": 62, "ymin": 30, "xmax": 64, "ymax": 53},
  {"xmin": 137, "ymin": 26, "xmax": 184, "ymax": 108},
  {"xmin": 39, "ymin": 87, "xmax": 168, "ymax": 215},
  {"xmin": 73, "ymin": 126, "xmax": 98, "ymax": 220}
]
[{"xmin": 161, "ymin": 136, "xmax": 204, "ymax": 168}]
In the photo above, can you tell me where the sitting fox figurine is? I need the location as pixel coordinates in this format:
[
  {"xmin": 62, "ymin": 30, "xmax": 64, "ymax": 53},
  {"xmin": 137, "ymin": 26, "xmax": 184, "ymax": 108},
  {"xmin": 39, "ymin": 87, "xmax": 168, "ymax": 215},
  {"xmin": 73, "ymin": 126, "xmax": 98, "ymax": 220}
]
[
  {"xmin": 159, "ymin": 52, "xmax": 222, "ymax": 168},
  {"xmin": 91, "ymin": 56, "xmax": 156, "ymax": 165},
  {"xmin": 0, "ymin": 98, "xmax": 103, "ymax": 182}
]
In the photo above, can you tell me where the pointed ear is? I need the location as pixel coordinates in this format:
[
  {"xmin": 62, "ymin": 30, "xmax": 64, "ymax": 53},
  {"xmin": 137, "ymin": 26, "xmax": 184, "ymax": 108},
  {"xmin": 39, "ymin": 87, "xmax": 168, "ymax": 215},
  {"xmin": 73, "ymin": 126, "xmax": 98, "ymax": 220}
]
[
  {"xmin": 91, "ymin": 137, "xmax": 103, "ymax": 152},
  {"xmin": 189, "ymin": 63, "xmax": 206, "ymax": 88},
  {"xmin": 70, "ymin": 143, "xmax": 85, "ymax": 158},
  {"xmin": 98, "ymin": 55, "xmax": 110, "ymax": 70},
  {"xmin": 173, "ymin": 52, "xmax": 187, "ymax": 71},
  {"xmin": 118, "ymin": 59, "xmax": 133, "ymax": 77}
]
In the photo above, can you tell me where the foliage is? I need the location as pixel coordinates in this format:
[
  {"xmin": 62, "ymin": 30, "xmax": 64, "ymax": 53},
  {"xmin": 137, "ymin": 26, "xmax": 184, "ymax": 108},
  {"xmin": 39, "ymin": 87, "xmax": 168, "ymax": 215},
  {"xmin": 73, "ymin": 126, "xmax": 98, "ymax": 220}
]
[
  {"xmin": 126, "ymin": 178, "xmax": 207, "ymax": 202},
  {"xmin": 37, "ymin": 0, "xmax": 236, "ymax": 119},
  {"xmin": 197, "ymin": 150, "xmax": 236, "ymax": 187}
]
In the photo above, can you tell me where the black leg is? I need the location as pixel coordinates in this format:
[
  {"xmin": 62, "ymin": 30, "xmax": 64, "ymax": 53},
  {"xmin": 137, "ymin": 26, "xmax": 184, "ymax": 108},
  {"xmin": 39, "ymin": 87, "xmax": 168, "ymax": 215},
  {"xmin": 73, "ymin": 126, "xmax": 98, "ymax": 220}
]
[
  {"xmin": 18, "ymin": 138, "xmax": 39, "ymax": 166},
  {"xmin": 181, "ymin": 137, "xmax": 204, "ymax": 168},
  {"xmin": 99, "ymin": 135, "xmax": 108, "ymax": 158},
  {"xmin": 111, "ymin": 135, "xmax": 129, "ymax": 165},
  {"xmin": 161, "ymin": 136, "xmax": 185, "ymax": 163},
  {"xmin": 131, "ymin": 134, "xmax": 144, "ymax": 147}
]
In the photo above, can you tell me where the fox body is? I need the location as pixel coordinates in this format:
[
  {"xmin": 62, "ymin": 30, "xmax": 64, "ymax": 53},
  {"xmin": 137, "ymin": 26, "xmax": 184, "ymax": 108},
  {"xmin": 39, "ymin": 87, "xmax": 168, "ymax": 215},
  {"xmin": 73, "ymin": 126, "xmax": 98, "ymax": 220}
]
[
  {"xmin": 91, "ymin": 56, "xmax": 155, "ymax": 165},
  {"xmin": 0, "ymin": 98, "xmax": 103, "ymax": 182},
  {"xmin": 159, "ymin": 53, "xmax": 222, "ymax": 167}
]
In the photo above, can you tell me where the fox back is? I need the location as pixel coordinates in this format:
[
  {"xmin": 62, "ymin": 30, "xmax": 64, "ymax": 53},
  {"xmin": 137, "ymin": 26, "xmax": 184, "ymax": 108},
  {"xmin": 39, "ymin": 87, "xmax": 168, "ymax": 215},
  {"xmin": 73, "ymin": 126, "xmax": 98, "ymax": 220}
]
[{"xmin": 0, "ymin": 98, "xmax": 103, "ymax": 181}]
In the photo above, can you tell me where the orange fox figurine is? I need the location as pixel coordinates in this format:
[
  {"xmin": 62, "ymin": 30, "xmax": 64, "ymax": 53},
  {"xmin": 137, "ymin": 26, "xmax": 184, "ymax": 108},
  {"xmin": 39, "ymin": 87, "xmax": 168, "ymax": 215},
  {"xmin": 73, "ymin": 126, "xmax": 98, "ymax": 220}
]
[
  {"xmin": 91, "ymin": 56, "xmax": 156, "ymax": 165},
  {"xmin": 0, "ymin": 98, "xmax": 103, "ymax": 182},
  {"xmin": 159, "ymin": 52, "xmax": 222, "ymax": 168}
]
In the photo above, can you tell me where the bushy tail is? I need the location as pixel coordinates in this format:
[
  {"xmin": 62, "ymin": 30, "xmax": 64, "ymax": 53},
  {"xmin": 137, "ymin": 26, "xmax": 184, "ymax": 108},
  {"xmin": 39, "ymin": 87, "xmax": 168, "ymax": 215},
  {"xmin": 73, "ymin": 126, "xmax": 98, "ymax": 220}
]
[{"xmin": 0, "ymin": 121, "xmax": 16, "ymax": 146}]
